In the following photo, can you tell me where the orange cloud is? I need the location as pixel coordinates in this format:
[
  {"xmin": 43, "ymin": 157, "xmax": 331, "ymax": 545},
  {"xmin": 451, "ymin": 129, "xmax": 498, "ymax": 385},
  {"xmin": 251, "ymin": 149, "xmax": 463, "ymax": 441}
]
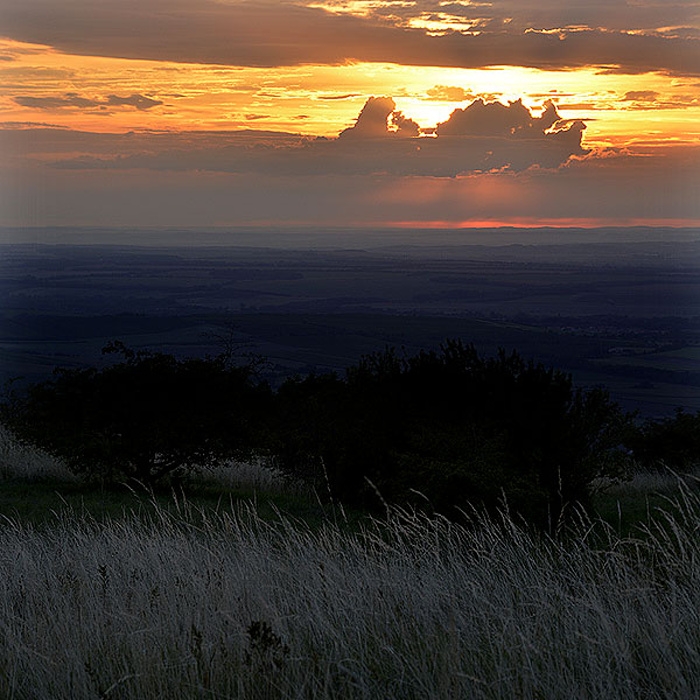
[
  {"xmin": 3, "ymin": 98, "xmax": 697, "ymax": 230},
  {"xmin": 37, "ymin": 97, "xmax": 587, "ymax": 176},
  {"xmin": 426, "ymin": 85, "xmax": 472, "ymax": 102},
  {"xmin": 623, "ymin": 90, "xmax": 660, "ymax": 102}
]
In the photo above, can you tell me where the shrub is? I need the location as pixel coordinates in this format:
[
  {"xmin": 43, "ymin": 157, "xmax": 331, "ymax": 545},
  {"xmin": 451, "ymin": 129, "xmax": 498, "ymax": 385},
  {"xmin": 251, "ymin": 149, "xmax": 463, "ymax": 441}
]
[
  {"xmin": 1, "ymin": 342, "xmax": 272, "ymax": 485},
  {"xmin": 273, "ymin": 341, "xmax": 633, "ymax": 528},
  {"xmin": 631, "ymin": 408, "xmax": 700, "ymax": 470}
]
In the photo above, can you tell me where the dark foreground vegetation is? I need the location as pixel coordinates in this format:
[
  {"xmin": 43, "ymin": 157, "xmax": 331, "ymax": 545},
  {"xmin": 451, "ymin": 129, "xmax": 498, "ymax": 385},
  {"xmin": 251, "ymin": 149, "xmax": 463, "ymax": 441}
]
[
  {"xmin": 2, "ymin": 483, "xmax": 700, "ymax": 699},
  {"xmin": 2, "ymin": 343, "xmax": 700, "ymax": 698},
  {"xmin": 3, "ymin": 341, "xmax": 700, "ymax": 530}
]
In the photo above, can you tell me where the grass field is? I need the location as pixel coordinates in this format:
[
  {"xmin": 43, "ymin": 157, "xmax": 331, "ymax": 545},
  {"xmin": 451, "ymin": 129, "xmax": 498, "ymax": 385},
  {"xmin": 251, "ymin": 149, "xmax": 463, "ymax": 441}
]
[{"xmin": 2, "ymin": 425, "xmax": 700, "ymax": 698}]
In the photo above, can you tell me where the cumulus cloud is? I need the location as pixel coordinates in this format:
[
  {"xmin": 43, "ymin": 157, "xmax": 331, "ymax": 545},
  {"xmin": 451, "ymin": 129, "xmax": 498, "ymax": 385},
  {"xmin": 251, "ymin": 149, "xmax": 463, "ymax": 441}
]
[
  {"xmin": 31, "ymin": 96, "xmax": 585, "ymax": 177},
  {"xmin": 14, "ymin": 92, "xmax": 163, "ymax": 111},
  {"xmin": 339, "ymin": 96, "xmax": 420, "ymax": 139},
  {"xmin": 437, "ymin": 98, "xmax": 560, "ymax": 137},
  {"xmin": 0, "ymin": 0, "xmax": 698, "ymax": 75}
]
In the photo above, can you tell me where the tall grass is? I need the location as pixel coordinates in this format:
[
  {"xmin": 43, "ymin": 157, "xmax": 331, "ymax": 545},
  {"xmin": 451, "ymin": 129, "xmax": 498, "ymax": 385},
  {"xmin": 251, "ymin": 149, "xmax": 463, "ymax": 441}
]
[
  {"xmin": 2, "ymin": 484, "xmax": 700, "ymax": 699},
  {"xmin": 0, "ymin": 422, "xmax": 74, "ymax": 481}
]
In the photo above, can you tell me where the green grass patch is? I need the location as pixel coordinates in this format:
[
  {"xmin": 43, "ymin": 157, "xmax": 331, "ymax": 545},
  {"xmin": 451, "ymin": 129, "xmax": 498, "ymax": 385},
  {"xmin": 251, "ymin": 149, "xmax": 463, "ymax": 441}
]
[
  {"xmin": 591, "ymin": 469, "xmax": 700, "ymax": 537},
  {"xmin": 0, "ymin": 473, "xmax": 368, "ymax": 532}
]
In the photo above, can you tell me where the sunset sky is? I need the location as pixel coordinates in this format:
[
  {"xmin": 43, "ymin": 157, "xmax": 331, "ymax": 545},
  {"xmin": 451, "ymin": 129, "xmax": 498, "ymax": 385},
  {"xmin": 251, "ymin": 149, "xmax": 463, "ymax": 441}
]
[{"xmin": 1, "ymin": 0, "xmax": 699, "ymax": 230}]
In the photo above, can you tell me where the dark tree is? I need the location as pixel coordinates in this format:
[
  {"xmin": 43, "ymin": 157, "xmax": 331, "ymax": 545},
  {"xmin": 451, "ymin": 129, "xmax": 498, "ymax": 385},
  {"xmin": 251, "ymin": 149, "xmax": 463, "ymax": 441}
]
[
  {"xmin": 272, "ymin": 341, "xmax": 633, "ymax": 528},
  {"xmin": 630, "ymin": 408, "xmax": 700, "ymax": 470},
  {"xmin": 2, "ymin": 343, "xmax": 272, "ymax": 485}
]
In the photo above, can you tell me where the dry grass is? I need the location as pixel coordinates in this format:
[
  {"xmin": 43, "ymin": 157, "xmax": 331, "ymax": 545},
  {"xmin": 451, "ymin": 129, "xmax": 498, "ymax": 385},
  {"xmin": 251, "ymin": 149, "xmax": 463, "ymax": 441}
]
[
  {"xmin": 592, "ymin": 466, "xmax": 700, "ymax": 497},
  {"xmin": 1, "ymin": 490, "xmax": 700, "ymax": 698},
  {"xmin": 2, "ymin": 426, "xmax": 699, "ymax": 698},
  {"xmin": 0, "ymin": 423, "xmax": 75, "ymax": 481}
]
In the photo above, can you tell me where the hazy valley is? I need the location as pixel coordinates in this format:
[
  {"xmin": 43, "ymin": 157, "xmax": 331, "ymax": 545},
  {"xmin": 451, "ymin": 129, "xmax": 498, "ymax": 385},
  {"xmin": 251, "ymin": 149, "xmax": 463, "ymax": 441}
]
[{"xmin": 2, "ymin": 226, "xmax": 699, "ymax": 417}]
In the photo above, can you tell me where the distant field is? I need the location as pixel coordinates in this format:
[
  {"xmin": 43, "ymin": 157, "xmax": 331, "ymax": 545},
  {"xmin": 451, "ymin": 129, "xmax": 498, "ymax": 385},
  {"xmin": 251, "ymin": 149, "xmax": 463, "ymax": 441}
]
[
  {"xmin": 596, "ymin": 346, "xmax": 700, "ymax": 372},
  {"xmin": 2, "ymin": 240, "xmax": 699, "ymax": 416}
]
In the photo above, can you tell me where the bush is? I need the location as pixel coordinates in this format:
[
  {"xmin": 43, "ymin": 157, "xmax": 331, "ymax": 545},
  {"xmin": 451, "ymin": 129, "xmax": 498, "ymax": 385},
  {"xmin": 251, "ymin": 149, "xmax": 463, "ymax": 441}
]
[
  {"xmin": 273, "ymin": 341, "xmax": 633, "ymax": 528},
  {"xmin": 631, "ymin": 408, "xmax": 700, "ymax": 470},
  {"xmin": 2, "ymin": 338, "xmax": 635, "ymax": 527},
  {"xmin": 1, "ymin": 343, "xmax": 272, "ymax": 485}
]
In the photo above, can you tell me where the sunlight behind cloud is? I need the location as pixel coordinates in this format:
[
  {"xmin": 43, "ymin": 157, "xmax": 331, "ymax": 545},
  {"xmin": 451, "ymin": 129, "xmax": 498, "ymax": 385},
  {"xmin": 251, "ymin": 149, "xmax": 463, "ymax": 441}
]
[
  {"xmin": 0, "ymin": 0, "xmax": 697, "ymax": 230},
  {"xmin": 406, "ymin": 13, "xmax": 483, "ymax": 34},
  {"xmin": 306, "ymin": 0, "xmax": 418, "ymax": 17},
  {"xmin": 2, "ymin": 38, "xmax": 698, "ymax": 152}
]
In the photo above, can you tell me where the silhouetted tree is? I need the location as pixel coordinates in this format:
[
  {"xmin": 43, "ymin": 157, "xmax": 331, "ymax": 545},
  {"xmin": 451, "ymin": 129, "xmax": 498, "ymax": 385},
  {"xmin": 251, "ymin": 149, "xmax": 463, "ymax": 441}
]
[
  {"xmin": 273, "ymin": 341, "xmax": 633, "ymax": 528},
  {"xmin": 630, "ymin": 408, "xmax": 700, "ymax": 470},
  {"xmin": 2, "ymin": 342, "xmax": 272, "ymax": 485}
]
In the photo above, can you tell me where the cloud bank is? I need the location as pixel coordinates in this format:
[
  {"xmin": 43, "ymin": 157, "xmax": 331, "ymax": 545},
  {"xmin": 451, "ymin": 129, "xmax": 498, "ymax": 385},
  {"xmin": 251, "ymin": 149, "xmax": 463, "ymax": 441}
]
[
  {"xmin": 2, "ymin": 142, "xmax": 697, "ymax": 229},
  {"xmin": 1, "ymin": 0, "xmax": 699, "ymax": 75},
  {"xmin": 38, "ymin": 97, "xmax": 587, "ymax": 177}
]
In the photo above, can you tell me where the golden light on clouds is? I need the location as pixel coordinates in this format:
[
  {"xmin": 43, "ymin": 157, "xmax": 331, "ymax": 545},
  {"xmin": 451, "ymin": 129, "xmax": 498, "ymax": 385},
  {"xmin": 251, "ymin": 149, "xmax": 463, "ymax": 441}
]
[
  {"xmin": 1, "ymin": 0, "xmax": 698, "ymax": 229},
  {"xmin": 2, "ymin": 38, "xmax": 699, "ymax": 152}
]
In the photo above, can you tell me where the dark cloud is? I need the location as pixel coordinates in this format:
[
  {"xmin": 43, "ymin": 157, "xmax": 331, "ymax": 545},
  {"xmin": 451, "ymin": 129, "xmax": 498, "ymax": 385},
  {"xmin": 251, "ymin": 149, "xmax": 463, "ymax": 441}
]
[
  {"xmin": 618, "ymin": 91, "xmax": 698, "ymax": 110},
  {"xmin": 340, "ymin": 96, "xmax": 396, "ymax": 139},
  {"xmin": 0, "ymin": 66, "xmax": 75, "ymax": 81},
  {"xmin": 0, "ymin": 0, "xmax": 402, "ymax": 67},
  {"xmin": 15, "ymin": 93, "xmax": 99, "ymax": 109},
  {"xmin": 437, "ymin": 98, "xmax": 560, "ymax": 137},
  {"xmin": 3, "ymin": 139, "xmax": 698, "ymax": 228},
  {"xmin": 529, "ymin": 91, "xmax": 576, "ymax": 99},
  {"xmin": 391, "ymin": 110, "xmax": 421, "ymax": 138},
  {"xmin": 339, "ymin": 96, "xmax": 420, "ymax": 139},
  {"xmin": 367, "ymin": 0, "xmax": 700, "ymax": 36},
  {"xmin": 430, "ymin": 99, "xmax": 589, "ymax": 172},
  {"xmin": 14, "ymin": 92, "xmax": 163, "ymax": 111},
  {"xmin": 33, "ymin": 97, "xmax": 586, "ymax": 176},
  {"xmin": 424, "ymin": 100, "xmax": 587, "ymax": 174},
  {"xmin": 338, "ymin": 97, "xmax": 420, "ymax": 139},
  {"xmin": 106, "ymin": 94, "xmax": 163, "ymax": 110},
  {"xmin": 317, "ymin": 93, "xmax": 363, "ymax": 100},
  {"xmin": 1, "ymin": 0, "xmax": 699, "ymax": 75},
  {"xmin": 0, "ymin": 120, "xmax": 65, "ymax": 129},
  {"xmin": 662, "ymin": 27, "xmax": 700, "ymax": 40}
]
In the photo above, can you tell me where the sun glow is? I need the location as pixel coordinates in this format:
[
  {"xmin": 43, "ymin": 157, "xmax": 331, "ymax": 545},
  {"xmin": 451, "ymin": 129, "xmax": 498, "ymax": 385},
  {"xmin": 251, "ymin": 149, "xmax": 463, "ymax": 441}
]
[
  {"xmin": 387, "ymin": 217, "xmax": 700, "ymax": 229},
  {"xmin": 1, "ymin": 38, "xmax": 698, "ymax": 152}
]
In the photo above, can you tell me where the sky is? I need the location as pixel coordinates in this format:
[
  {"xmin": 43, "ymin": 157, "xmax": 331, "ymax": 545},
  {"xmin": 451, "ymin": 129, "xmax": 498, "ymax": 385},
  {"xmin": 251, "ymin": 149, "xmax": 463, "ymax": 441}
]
[{"xmin": 1, "ymin": 0, "xmax": 699, "ymax": 231}]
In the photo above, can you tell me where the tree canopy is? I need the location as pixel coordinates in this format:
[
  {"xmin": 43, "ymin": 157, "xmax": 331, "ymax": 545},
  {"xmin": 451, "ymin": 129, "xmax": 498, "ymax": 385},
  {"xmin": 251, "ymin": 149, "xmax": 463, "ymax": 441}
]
[
  {"xmin": 2, "ymin": 342, "xmax": 272, "ymax": 485},
  {"xmin": 2, "ymin": 339, "xmax": 637, "ymax": 528},
  {"xmin": 272, "ymin": 341, "xmax": 633, "ymax": 529}
]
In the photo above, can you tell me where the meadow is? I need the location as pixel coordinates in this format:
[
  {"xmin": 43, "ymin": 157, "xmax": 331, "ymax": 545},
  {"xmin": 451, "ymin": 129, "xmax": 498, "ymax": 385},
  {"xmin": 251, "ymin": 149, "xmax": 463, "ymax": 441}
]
[{"xmin": 2, "ymin": 425, "xmax": 699, "ymax": 699}]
